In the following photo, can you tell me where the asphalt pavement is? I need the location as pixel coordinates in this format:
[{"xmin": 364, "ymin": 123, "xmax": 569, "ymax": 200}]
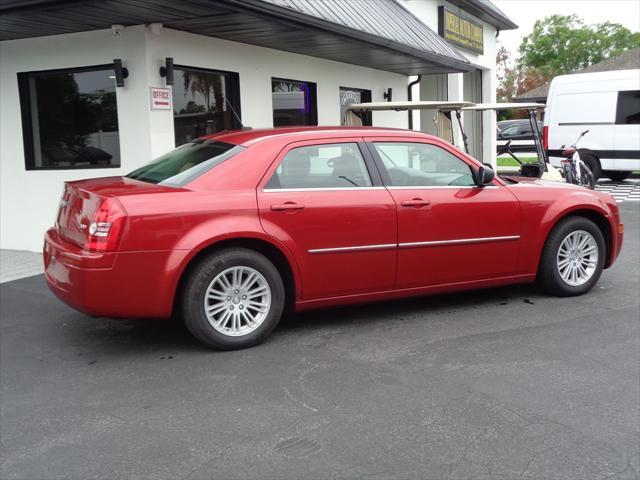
[{"xmin": 1, "ymin": 202, "xmax": 639, "ymax": 480}]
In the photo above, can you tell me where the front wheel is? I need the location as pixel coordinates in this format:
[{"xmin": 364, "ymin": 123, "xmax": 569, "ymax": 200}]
[
  {"xmin": 576, "ymin": 162, "xmax": 596, "ymax": 189},
  {"xmin": 537, "ymin": 216, "xmax": 605, "ymax": 296},
  {"xmin": 181, "ymin": 248, "xmax": 285, "ymax": 350}
]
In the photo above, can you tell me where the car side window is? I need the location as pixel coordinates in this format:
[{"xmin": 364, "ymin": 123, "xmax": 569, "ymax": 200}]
[
  {"xmin": 265, "ymin": 143, "xmax": 372, "ymax": 189},
  {"xmin": 373, "ymin": 142, "xmax": 476, "ymax": 187},
  {"xmin": 518, "ymin": 124, "xmax": 532, "ymax": 135},
  {"xmin": 501, "ymin": 125, "xmax": 518, "ymax": 138}
]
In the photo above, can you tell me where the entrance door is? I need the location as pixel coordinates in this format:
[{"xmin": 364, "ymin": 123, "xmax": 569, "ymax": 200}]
[
  {"xmin": 257, "ymin": 139, "xmax": 397, "ymax": 299},
  {"xmin": 367, "ymin": 138, "xmax": 520, "ymax": 289}
]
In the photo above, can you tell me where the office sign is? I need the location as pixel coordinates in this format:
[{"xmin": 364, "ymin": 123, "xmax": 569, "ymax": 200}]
[
  {"xmin": 438, "ymin": 7, "xmax": 484, "ymax": 55},
  {"xmin": 150, "ymin": 86, "xmax": 172, "ymax": 110}
]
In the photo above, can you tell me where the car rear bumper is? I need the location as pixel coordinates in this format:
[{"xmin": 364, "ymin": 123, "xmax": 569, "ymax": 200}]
[{"xmin": 44, "ymin": 228, "xmax": 183, "ymax": 318}]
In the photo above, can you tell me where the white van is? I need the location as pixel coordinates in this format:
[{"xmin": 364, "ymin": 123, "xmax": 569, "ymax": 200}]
[{"xmin": 544, "ymin": 69, "xmax": 640, "ymax": 181}]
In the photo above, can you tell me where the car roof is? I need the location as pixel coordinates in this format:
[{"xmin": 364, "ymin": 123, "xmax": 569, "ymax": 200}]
[{"xmin": 203, "ymin": 126, "xmax": 434, "ymax": 147}]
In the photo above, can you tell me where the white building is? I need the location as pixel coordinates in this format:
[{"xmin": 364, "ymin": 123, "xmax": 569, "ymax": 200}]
[{"xmin": 0, "ymin": 0, "xmax": 516, "ymax": 252}]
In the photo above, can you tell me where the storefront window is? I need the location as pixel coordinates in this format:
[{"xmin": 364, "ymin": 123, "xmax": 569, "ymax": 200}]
[
  {"xmin": 272, "ymin": 78, "xmax": 318, "ymax": 127},
  {"xmin": 172, "ymin": 67, "xmax": 242, "ymax": 146},
  {"xmin": 340, "ymin": 87, "xmax": 372, "ymax": 126},
  {"xmin": 18, "ymin": 66, "xmax": 120, "ymax": 170}
]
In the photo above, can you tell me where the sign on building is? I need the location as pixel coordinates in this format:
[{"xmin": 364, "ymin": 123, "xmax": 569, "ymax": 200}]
[
  {"xmin": 438, "ymin": 7, "xmax": 484, "ymax": 55},
  {"xmin": 150, "ymin": 87, "xmax": 172, "ymax": 111}
]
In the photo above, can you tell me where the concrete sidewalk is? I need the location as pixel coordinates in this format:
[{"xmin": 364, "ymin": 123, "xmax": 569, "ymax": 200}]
[{"xmin": 0, "ymin": 250, "xmax": 43, "ymax": 283}]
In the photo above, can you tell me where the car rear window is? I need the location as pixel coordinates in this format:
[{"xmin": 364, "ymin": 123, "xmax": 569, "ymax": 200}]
[{"xmin": 127, "ymin": 140, "xmax": 244, "ymax": 186}]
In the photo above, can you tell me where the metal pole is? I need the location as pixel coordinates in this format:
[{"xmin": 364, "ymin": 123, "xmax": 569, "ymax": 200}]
[
  {"xmin": 455, "ymin": 109, "xmax": 470, "ymax": 154},
  {"xmin": 529, "ymin": 109, "xmax": 548, "ymax": 169}
]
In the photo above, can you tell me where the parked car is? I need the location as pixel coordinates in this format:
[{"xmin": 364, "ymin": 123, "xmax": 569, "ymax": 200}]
[
  {"xmin": 44, "ymin": 127, "xmax": 623, "ymax": 350},
  {"xmin": 497, "ymin": 119, "xmax": 543, "ymax": 153},
  {"xmin": 544, "ymin": 69, "xmax": 640, "ymax": 181}
]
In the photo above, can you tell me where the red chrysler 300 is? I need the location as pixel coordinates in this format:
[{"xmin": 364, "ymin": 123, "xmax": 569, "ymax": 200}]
[{"xmin": 44, "ymin": 127, "xmax": 623, "ymax": 350}]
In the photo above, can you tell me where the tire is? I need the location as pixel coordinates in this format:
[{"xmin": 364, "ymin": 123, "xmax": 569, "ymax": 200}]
[
  {"xmin": 563, "ymin": 163, "xmax": 575, "ymax": 184},
  {"xmin": 603, "ymin": 170, "xmax": 632, "ymax": 182},
  {"xmin": 181, "ymin": 248, "xmax": 285, "ymax": 350},
  {"xmin": 580, "ymin": 152, "xmax": 601, "ymax": 181},
  {"xmin": 537, "ymin": 216, "xmax": 606, "ymax": 297}
]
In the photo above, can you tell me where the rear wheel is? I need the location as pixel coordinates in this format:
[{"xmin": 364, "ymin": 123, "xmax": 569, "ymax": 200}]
[
  {"xmin": 538, "ymin": 216, "xmax": 605, "ymax": 296},
  {"xmin": 603, "ymin": 170, "xmax": 631, "ymax": 182},
  {"xmin": 181, "ymin": 248, "xmax": 285, "ymax": 350}
]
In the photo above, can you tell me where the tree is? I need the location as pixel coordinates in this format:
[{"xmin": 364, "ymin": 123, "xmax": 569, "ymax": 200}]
[
  {"xmin": 519, "ymin": 14, "xmax": 640, "ymax": 76},
  {"xmin": 496, "ymin": 46, "xmax": 551, "ymax": 120}
]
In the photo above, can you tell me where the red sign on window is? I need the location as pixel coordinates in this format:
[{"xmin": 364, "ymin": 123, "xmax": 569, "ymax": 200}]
[{"xmin": 150, "ymin": 87, "xmax": 172, "ymax": 111}]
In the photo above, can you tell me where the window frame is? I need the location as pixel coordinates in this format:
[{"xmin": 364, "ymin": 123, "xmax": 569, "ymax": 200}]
[
  {"xmin": 17, "ymin": 64, "xmax": 121, "ymax": 171},
  {"xmin": 339, "ymin": 86, "xmax": 372, "ymax": 126},
  {"xmin": 364, "ymin": 138, "xmax": 483, "ymax": 189},
  {"xmin": 172, "ymin": 64, "xmax": 242, "ymax": 147},
  {"xmin": 261, "ymin": 139, "xmax": 383, "ymax": 191},
  {"xmin": 271, "ymin": 77, "xmax": 318, "ymax": 127},
  {"xmin": 615, "ymin": 89, "xmax": 640, "ymax": 125}
]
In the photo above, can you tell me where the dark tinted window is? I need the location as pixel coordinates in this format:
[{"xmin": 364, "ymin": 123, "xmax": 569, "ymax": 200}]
[
  {"xmin": 340, "ymin": 86, "xmax": 372, "ymax": 126},
  {"xmin": 272, "ymin": 78, "xmax": 317, "ymax": 127},
  {"xmin": 616, "ymin": 90, "xmax": 640, "ymax": 125},
  {"xmin": 374, "ymin": 142, "xmax": 475, "ymax": 187},
  {"xmin": 127, "ymin": 140, "xmax": 243, "ymax": 186},
  {"xmin": 265, "ymin": 143, "xmax": 372, "ymax": 189},
  {"xmin": 18, "ymin": 66, "xmax": 120, "ymax": 170},
  {"xmin": 172, "ymin": 67, "xmax": 241, "ymax": 146}
]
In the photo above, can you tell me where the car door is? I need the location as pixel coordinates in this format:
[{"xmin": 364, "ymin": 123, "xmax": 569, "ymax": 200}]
[
  {"xmin": 366, "ymin": 137, "xmax": 521, "ymax": 289},
  {"xmin": 257, "ymin": 138, "xmax": 397, "ymax": 300}
]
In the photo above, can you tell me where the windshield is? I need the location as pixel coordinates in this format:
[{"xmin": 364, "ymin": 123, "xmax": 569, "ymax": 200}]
[{"xmin": 127, "ymin": 140, "xmax": 244, "ymax": 186}]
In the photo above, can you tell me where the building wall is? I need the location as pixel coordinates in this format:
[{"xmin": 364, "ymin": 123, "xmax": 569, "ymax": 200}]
[
  {"xmin": 0, "ymin": 26, "xmax": 408, "ymax": 252},
  {"xmin": 402, "ymin": 0, "xmax": 498, "ymax": 165}
]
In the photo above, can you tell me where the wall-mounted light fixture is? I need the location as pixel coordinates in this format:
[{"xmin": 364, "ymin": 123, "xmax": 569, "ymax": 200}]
[
  {"xmin": 383, "ymin": 87, "xmax": 393, "ymax": 102},
  {"xmin": 113, "ymin": 59, "xmax": 129, "ymax": 87},
  {"xmin": 159, "ymin": 57, "xmax": 174, "ymax": 86}
]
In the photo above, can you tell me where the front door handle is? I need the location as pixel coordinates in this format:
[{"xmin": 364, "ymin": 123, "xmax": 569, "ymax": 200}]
[
  {"xmin": 271, "ymin": 202, "xmax": 305, "ymax": 211},
  {"xmin": 401, "ymin": 198, "xmax": 430, "ymax": 208}
]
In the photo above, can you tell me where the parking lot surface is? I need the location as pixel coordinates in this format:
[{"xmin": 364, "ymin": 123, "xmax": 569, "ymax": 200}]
[{"xmin": 1, "ymin": 202, "xmax": 639, "ymax": 480}]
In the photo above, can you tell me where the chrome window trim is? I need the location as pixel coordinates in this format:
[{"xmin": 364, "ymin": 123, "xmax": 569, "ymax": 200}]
[
  {"xmin": 399, "ymin": 235, "xmax": 520, "ymax": 248},
  {"xmin": 262, "ymin": 186, "xmax": 500, "ymax": 192},
  {"xmin": 307, "ymin": 235, "xmax": 519, "ymax": 254},
  {"xmin": 386, "ymin": 185, "xmax": 499, "ymax": 190},
  {"xmin": 262, "ymin": 187, "xmax": 386, "ymax": 192}
]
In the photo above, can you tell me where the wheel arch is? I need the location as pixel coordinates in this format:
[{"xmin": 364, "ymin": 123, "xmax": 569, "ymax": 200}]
[
  {"xmin": 172, "ymin": 236, "xmax": 302, "ymax": 317},
  {"xmin": 543, "ymin": 207, "xmax": 613, "ymax": 269}
]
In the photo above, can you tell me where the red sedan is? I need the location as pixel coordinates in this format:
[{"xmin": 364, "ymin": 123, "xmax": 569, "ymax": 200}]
[{"xmin": 44, "ymin": 127, "xmax": 623, "ymax": 350}]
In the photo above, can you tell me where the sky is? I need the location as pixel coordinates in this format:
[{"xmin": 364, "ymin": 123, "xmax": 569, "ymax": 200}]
[{"xmin": 492, "ymin": 0, "xmax": 640, "ymax": 57}]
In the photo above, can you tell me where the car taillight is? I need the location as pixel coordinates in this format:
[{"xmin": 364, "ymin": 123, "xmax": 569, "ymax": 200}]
[
  {"xmin": 85, "ymin": 198, "xmax": 126, "ymax": 252},
  {"xmin": 542, "ymin": 126, "xmax": 549, "ymax": 151}
]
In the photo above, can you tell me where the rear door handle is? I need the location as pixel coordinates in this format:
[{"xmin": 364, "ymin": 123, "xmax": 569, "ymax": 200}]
[
  {"xmin": 401, "ymin": 198, "xmax": 430, "ymax": 208},
  {"xmin": 270, "ymin": 202, "xmax": 305, "ymax": 211}
]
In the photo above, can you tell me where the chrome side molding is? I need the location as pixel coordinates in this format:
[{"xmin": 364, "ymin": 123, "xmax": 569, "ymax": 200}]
[{"xmin": 308, "ymin": 235, "xmax": 520, "ymax": 254}]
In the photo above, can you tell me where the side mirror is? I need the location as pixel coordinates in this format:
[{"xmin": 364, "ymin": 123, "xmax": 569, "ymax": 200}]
[{"xmin": 474, "ymin": 165, "xmax": 495, "ymax": 187}]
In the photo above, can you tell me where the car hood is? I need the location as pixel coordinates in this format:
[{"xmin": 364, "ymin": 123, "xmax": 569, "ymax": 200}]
[
  {"xmin": 504, "ymin": 177, "xmax": 584, "ymax": 189},
  {"xmin": 504, "ymin": 177, "xmax": 618, "ymax": 211}
]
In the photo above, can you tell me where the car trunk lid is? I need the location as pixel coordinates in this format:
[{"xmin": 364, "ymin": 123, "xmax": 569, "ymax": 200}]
[{"xmin": 56, "ymin": 176, "xmax": 176, "ymax": 251}]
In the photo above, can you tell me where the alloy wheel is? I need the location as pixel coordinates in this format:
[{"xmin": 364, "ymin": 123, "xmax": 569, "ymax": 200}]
[
  {"xmin": 203, "ymin": 266, "xmax": 271, "ymax": 336},
  {"xmin": 556, "ymin": 230, "xmax": 598, "ymax": 286}
]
